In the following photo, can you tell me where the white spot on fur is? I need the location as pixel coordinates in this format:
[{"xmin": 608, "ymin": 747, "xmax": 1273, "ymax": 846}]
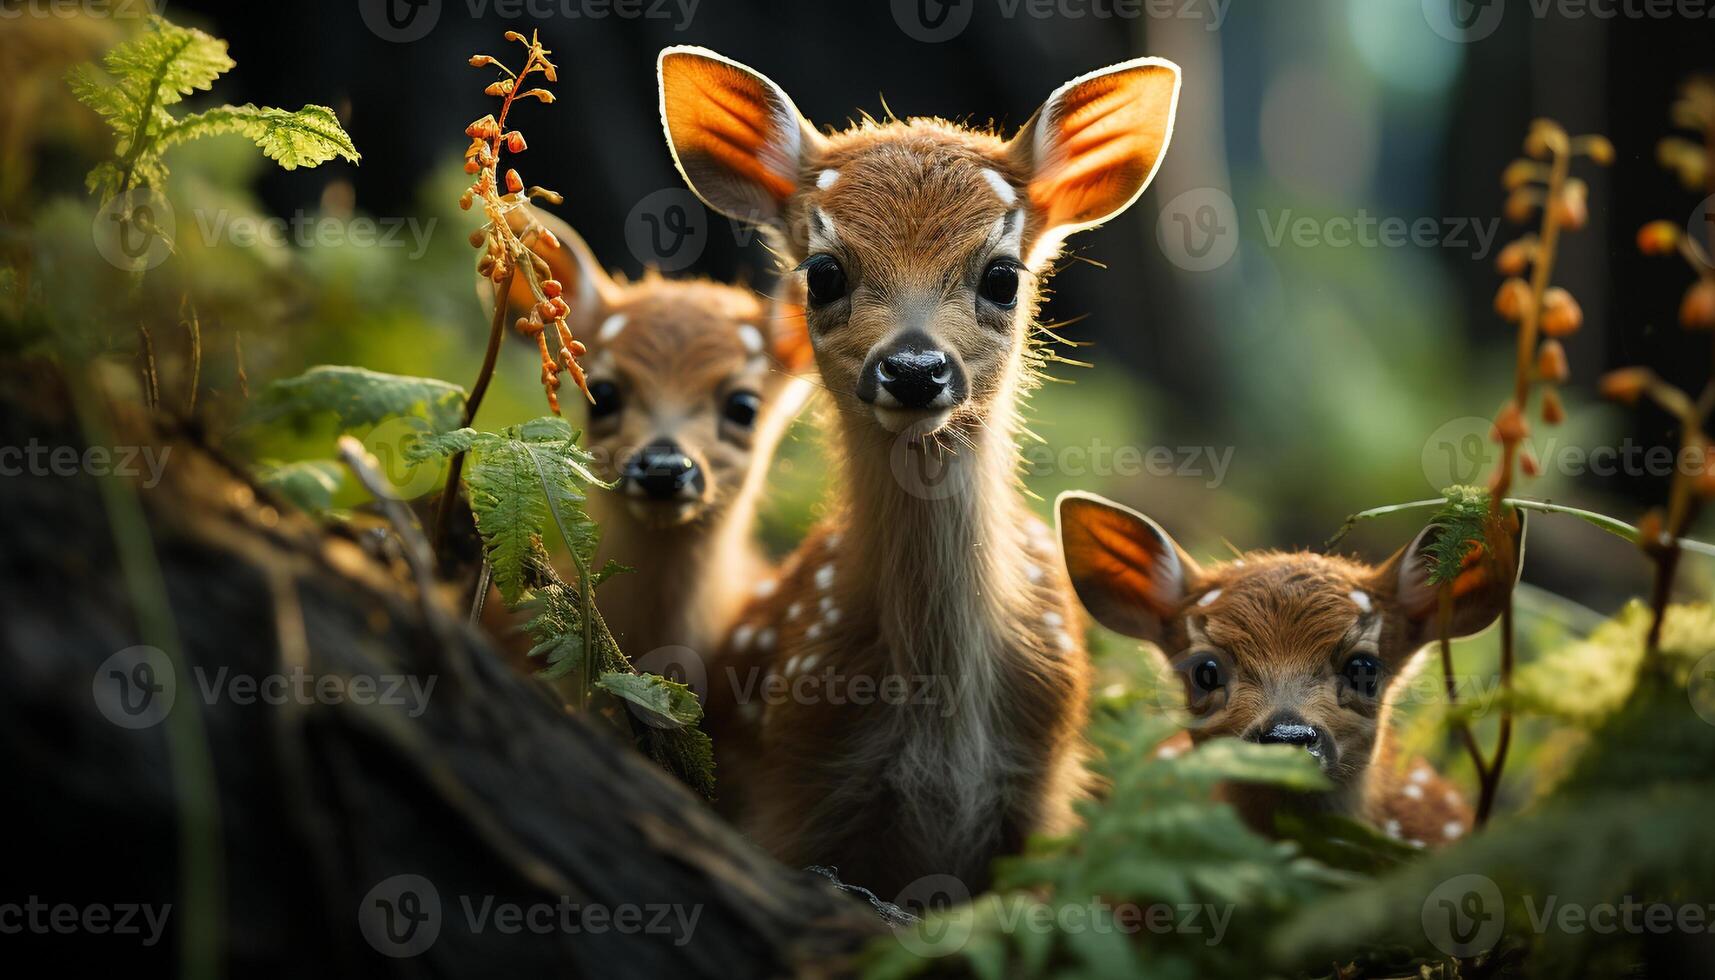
[
  {"xmin": 731, "ymin": 624, "xmax": 755, "ymax": 651},
  {"xmin": 1443, "ymin": 821, "xmax": 1465, "ymax": 840},
  {"xmin": 1197, "ymin": 589, "xmax": 1222, "ymax": 607},
  {"xmin": 754, "ymin": 579, "xmax": 777, "ymax": 598},
  {"xmin": 816, "ymin": 168, "xmax": 840, "ymax": 190},
  {"xmin": 1349, "ymin": 590, "xmax": 1373, "ymax": 614},
  {"xmin": 737, "ymin": 324, "xmax": 765, "ymax": 354},
  {"xmin": 980, "ymin": 168, "xmax": 1017, "ymax": 206},
  {"xmin": 756, "ymin": 628, "xmax": 777, "ymax": 651},
  {"xmin": 1156, "ymin": 742, "xmax": 1183, "ymax": 759},
  {"xmin": 818, "ymin": 596, "xmax": 834, "ymax": 613},
  {"xmin": 1384, "ymin": 819, "xmax": 1402, "ymax": 839},
  {"xmin": 786, "ymin": 602, "xmax": 802, "ymax": 621},
  {"xmin": 815, "ymin": 563, "xmax": 835, "ymax": 591},
  {"xmin": 800, "ymin": 653, "xmax": 820, "ymax": 673},
  {"xmin": 1056, "ymin": 631, "xmax": 1075, "ymax": 652},
  {"xmin": 597, "ymin": 313, "xmax": 627, "ymax": 342},
  {"xmin": 1025, "ymin": 563, "xmax": 1044, "ymax": 584},
  {"xmin": 1411, "ymin": 767, "xmax": 1432, "ymax": 785},
  {"xmin": 807, "ymin": 622, "xmax": 824, "ymax": 640},
  {"xmin": 1408, "ymin": 839, "xmax": 1426, "ymax": 849},
  {"xmin": 824, "ymin": 606, "xmax": 841, "ymax": 625},
  {"xmin": 1043, "ymin": 611, "xmax": 1064, "ymax": 629},
  {"xmin": 1445, "ymin": 790, "xmax": 1462, "ymax": 806},
  {"xmin": 784, "ymin": 655, "xmax": 802, "ymax": 676},
  {"xmin": 1402, "ymin": 783, "xmax": 1424, "ymax": 801},
  {"xmin": 825, "ymin": 532, "xmax": 842, "ymax": 549}
]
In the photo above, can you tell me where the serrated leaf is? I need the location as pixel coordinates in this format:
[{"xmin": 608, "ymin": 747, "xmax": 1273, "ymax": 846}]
[
  {"xmin": 103, "ymin": 15, "xmax": 233, "ymax": 108},
  {"xmin": 161, "ymin": 104, "xmax": 359, "ymax": 169},
  {"xmin": 594, "ymin": 671, "xmax": 704, "ymax": 729},
  {"xmin": 260, "ymin": 366, "xmax": 466, "ymax": 435}
]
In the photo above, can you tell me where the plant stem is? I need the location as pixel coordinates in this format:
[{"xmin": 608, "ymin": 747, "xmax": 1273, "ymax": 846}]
[{"xmin": 433, "ymin": 267, "xmax": 516, "ymax": 559}]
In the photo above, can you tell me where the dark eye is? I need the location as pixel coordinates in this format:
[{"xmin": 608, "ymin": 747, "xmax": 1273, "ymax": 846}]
[
  {"xmin": 979, "ymin": 260, "xmax": 1020, "ymax": 308},
  {"xmin": 723, "ymin": 390, "xmax": 760, "ymax": 429},
  {"xmin": 1341, "ymin": 654, "xmax": 1383, "ymax": 699},
  {"xmin": 1189, "ymin": 656, "xmax": 1225, "ymax": 694},
  {"xmin": 803, "ymin": 254, "xmax": 847, "ymax": 306},
  {"xmin": 587, "ymin": 381, "xmax": 622, "ymax": 420}
]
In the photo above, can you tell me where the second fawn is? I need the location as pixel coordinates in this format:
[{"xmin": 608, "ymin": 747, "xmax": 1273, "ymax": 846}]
[
  {"xmin": 489, "ymin": 208, "xmax": 814, "ymax": 658},
  {"xmin": 1057, "ymin": 492, "xmax": 1525, "ymax": 847},
  {"xmin": 658, "ymin": 47, "xmax": 1182, "ymax": 895}
]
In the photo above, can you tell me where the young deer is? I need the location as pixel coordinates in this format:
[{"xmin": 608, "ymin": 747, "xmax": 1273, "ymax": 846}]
[
  {"xmin": 1057, "ymin": 491, "xmax": 1526, "ymax": 848},
  {"xmin": 658, "ymin": 47, "xmax": 1182, "ymax": 895},
  {"xmin": 488, "ymin": 209, "xmax": 814, "ymax": 659}
]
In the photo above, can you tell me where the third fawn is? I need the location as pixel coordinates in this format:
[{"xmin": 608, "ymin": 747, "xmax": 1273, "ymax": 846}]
[
  {"xmin": 658, "ymin": 47, "xmax": 1182, "ymax": 895},
  {"xmin": 492, "ymin": 208, "xmax": 814, "ymax": 658},
  {"xmin": 1057, "ymin": 492, "xmax": 1525, "ymax": 847}
]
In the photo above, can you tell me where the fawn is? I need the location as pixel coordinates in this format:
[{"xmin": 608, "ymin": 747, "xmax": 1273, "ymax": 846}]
[
  {"xmin": 487, "ymin": 208, "xmax": 814, "ymax": 658},
  {"xmin": 1056, "ymin": 491, "xmax": 1526, "ymax": 847},
  {"xmin": 657, "ymin": 47, "xmax": 1182, "ymax": 894}
]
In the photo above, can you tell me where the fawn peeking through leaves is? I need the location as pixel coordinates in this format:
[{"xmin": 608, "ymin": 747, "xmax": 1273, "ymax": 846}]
[
  {"xmin": 485, "ymin": 208, "xmax": 814, "ymax": 657},
  {"xmin": 1057, "ymin": 492, "xmax": 1526, "ymax": 847},
  {"xmin": 658, "ymin": 46, "xmax": 1182, "ymax": 896}
]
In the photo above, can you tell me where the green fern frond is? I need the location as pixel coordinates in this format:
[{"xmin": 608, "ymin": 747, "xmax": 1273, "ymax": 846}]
[
  {"xmin": 595, "ymin": 672, "xmax": 704, "ymax": 729},
  {"xmin": 161, "ymin": 104, "xmax": 360, "ymax": 170},
  {"xmin": 1426, "ymin": 484, "xmax": 1493, "ymax": 585}
]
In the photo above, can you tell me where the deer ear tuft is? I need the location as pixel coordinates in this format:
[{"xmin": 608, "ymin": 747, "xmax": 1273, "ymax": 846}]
[
  {"xmin": 658, "ymin": 47, "xmax": 820, "ymax": 225},
  {"xmin": 1056, "ymin": 491, "xmax": 1196, "ymax": 644},
  {"xmin": 1383, "ymin": 508, "xmax": 1527, "ymax": 646},
  {"xmin": 1010, "ymin": 57, "xmax": 1182, "ymax": 265}
]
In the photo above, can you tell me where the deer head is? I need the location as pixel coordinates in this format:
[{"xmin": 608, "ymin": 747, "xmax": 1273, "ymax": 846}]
[
  {"xmin": 493, "ymin": 209, "xmax": 813, "ymax": 531},
  {"xmin": 1057, "ymin": 491, "xmax": 1524, "ymax": 811},
  {"xmin": 657, "ymin": 47, "xmax": 1180, "ymax": 442}
]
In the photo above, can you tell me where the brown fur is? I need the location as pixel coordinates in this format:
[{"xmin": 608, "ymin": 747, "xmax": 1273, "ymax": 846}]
[{"xmin": 658, "ymin": 48, "xmax": 1181, "ymax": 898}]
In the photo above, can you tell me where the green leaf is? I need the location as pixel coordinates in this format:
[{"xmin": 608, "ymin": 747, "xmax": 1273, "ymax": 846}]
[
  {"xmin": 594, "ymin": 672, "xmax": 704, "ymax": 730},
  {"xmin": 260, "ymin": 366, "xmax": 467, "ymax": 435},
  {"xmin": 102, "ymin": 15, "xmax": 234, "ymax": 109},
  {"xmin": 161, "ymin": 104, "xmax": 360, "ymax": 169},
  {"xmin": 1426, "ymin": 484, "xmax": 1494, "ymax": 585},
  {"xmin": 254, "ymin": 460, "xmax": 343, "ymax": 513}
]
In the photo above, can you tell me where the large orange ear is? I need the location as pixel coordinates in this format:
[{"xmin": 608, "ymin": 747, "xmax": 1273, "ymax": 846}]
[
  {"xmin": 1057, "ymin": 491, "xmax": 1199, "ymax": 643},
  {"xmin": 1378, "ymin": 508, "xmax": 1527, "ymax": 648},
  {"xmin": 477, "ymin": 206, "xmax": 620, "ymax": 336},
  {"xmin": 657, "ymin": 46, "xmax": 823, "ymax": 225},
  {"xmin": 766, "ymin": 275, "xmax": 813, "ymax": 374},
  {"xmin": 1009, "ymin": 58, "xmax": 1182, "ymax": 267}
]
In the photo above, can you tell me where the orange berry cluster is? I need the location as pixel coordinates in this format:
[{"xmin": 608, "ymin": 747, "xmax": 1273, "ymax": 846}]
[{"xmin": 460, "ymin": 31, "xmax": 589, "ymax": 414}]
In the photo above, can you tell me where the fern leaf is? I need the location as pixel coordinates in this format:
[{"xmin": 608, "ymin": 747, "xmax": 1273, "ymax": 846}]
[
  {"xmin": 103, "ymin": 15, "xmax": 233, "ymax": 109},
  {"xmin": 161, "ymin": 104, "xmax": 360, "ymax": 169},
  {"xmin": 594, "ymin": 672, "xmax": 703, "ymax": 729},
  {"xmin": 260, "ymin": 366, "xmax": 466, "ymax": 435}
]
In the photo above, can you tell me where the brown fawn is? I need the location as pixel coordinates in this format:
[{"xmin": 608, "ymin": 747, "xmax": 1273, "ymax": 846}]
[
  {"xmin": 657, "ymin": 47, "xmax": 1182, "ymax": 895},
  {"xmin": 487, "ymin": 208, "xmax": 814, "ymax": 659},
  {"xmin": 1057, "ymin": 491, "xmax": 1526, "ymax": 848}
]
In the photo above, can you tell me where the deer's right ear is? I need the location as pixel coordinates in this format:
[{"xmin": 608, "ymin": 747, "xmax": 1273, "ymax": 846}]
[
  {"xmin": 1057, "ymin": 491, "xmax": 1197, "ymax": 643},
  {"xmin": 481, "ymin": 206, "xmax": 620, "ymax": 334},
  {"xmin": 658, "ymin": 47, "xmax": 822, "ymax": 225}
]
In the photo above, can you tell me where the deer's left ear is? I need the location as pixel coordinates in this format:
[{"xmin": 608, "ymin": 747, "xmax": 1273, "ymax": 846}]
[
  {"xmin": 1009, "ymin": 58, "xmax": 1182, "ymax": 265},
  {"xmin": 1057, "ymin": 491, "xmax": 1200, "ymax": 644},
  {"xmin": 658, "ymin": 46, "xmax": 824, "ymax": 225},
  {"xmin": 1379, "ymin": 508, "xmax": 1528, "ymax": 646}
]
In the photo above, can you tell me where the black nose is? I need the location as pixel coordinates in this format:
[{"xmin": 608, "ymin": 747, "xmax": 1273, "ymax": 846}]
[
  {"xmin": 876, "ymin": 347, "xmax": 953, "ymax": 409},
  {"xmin": 623, "ymin": 441, "xmax": 703, "ymax": 501},
  {"xmin": 1248, "ymin": 715, "xmax": 1325, "ymax": 756}
]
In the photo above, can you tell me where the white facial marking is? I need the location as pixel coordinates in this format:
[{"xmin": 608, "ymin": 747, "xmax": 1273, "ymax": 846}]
[
  {"xmin": 1197, "ymin": 589, "xmax": 1222, "ymax": 607},
  {"xmin": 1349, "ymin": 590, "xmax": 1373, "ymax": 614},
  {"xmin": 597, "ymin": 313, "xmax": 628, "ymax": 342},
  {"xmin": 816, "ymin": 168, "xmax": 840, "ymax": 190},
  {"xmin": 980, "ymin": 168, "xmax": 1018, "ymax": 206},
  {"xmin": 993, "ymin": 209, "xmax": 1024, "ymax": 257},
  {"xmin": 809, "ymin": 206, "xmax": 839, "ymax": 253},
  {"xmin": 737, "ymin": 324, "xmax": 765, "ymax": 355},
  {"xmin": 815, "ymin": 563, "xmax": 835, "ymax": 591}
]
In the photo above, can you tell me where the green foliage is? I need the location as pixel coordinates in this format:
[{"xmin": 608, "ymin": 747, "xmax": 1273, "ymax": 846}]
[
  {"xmin": 409, "ymin": 416, "xmax": 602, "ymax": 604},
  {"xmin": 260, "ymin": 365, "xmax": 467, "ymax": 436},
  {"xmin": 69, "ymin": 15, "xmax": 358, "ymax": 202},
  {"xmin": 594, "ymin": 672, "xmax": 705, "ymax": 729},
  {"xmin": 254, "ymin": 459, "xmax": 343, "ymax": 513},
  {"xmin": 1426, "ymin": 484, "xmax": 1494, "ymax": 585},
  {"xmin": 863, "ymin": 713, "xmax": 1347, "ymax": 979}
]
